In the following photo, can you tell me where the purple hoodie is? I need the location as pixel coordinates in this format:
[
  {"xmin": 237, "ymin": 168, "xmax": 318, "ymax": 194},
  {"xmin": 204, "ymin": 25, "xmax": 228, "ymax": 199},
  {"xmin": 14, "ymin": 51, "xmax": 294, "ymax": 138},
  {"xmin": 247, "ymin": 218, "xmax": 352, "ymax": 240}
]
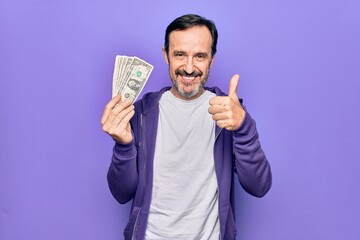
[{"xmin": 107, "ymin": 86, "xmax": 272, "ymax": 240}]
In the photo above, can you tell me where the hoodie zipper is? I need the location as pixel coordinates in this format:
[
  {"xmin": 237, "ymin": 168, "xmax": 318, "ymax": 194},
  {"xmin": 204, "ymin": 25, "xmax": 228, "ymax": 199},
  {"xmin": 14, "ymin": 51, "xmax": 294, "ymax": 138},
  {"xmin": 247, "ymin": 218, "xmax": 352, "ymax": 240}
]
[
  {"xmin": 214, "ymin": 125, "xmax": 223, "ymax": 240},
  {"xmin": 141, "ymin": 113, "xmax": 148, "ymax": 181},
  {"xmin": 131, "ymin": 206, "xmax": 142, "ymax": 240},
  {"xmin": 215, "ymin": 125, "xmax": 223, "ymax": 141},
  {"xmin": 131, "ymin": 114, "xmax": 147, "ymax": 239}
]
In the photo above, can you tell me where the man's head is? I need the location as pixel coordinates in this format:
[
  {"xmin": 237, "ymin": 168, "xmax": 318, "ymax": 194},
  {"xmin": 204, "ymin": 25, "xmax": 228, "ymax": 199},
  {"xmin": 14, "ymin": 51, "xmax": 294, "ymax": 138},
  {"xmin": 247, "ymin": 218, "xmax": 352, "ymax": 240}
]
[
  {"xmin": 164, "ymin": 14, "xmax": 218, "ymax": 58},
  {"xmin": 163, "ymin": 14, "xmax": 219, "ymax": 100}
]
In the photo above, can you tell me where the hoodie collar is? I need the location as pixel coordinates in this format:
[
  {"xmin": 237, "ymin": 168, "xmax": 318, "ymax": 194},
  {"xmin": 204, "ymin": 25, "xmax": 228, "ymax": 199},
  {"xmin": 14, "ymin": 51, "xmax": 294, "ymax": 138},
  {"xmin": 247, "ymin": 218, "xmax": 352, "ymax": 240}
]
[{"xmin": 139, "ymin": 86, "xmax": 226, "ymax": 115}]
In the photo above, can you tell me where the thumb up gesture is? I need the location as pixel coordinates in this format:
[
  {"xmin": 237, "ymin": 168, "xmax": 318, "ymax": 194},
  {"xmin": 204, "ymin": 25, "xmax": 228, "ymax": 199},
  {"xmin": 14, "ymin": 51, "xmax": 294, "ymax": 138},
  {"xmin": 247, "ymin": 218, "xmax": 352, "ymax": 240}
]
[{"xmin": 208, "ymin": 74, "xmax": 245, "ymax": 130}]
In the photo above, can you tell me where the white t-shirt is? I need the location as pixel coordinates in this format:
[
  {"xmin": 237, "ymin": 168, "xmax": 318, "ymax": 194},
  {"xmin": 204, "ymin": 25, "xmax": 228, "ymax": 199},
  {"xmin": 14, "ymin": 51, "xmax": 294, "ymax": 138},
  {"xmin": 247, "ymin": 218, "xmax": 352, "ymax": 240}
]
[{"xmin": 145, "ymin": 90, "xmax": 220, "ymax": 240}]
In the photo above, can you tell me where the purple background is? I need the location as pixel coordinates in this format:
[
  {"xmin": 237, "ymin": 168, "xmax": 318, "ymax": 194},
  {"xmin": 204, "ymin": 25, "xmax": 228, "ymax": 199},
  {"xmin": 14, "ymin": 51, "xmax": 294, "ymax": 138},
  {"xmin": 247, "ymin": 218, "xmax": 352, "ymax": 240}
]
[{"xmin": 1, "ymin": 0, "xmax": 360, "ymax": 239}]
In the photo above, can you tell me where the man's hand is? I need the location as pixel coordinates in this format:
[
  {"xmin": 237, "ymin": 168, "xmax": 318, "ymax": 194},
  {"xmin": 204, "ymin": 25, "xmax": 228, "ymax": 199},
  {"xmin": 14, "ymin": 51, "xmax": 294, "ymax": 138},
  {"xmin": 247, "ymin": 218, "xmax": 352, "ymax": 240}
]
[
  {"xmin": 208, "ymin": 74, "xmax": 245, "ymax": 131},
  {"xmin": 101, "ymin": 95, "xmax": 135, "ymax": 144}
]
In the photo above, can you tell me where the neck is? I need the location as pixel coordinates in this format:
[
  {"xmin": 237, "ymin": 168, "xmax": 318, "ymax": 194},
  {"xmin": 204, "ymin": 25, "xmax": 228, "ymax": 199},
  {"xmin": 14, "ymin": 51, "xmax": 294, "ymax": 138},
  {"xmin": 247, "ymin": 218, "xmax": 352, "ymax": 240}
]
[{"xmin": 170, "ymin": 87, "xmax": 205, "ymax": 101}]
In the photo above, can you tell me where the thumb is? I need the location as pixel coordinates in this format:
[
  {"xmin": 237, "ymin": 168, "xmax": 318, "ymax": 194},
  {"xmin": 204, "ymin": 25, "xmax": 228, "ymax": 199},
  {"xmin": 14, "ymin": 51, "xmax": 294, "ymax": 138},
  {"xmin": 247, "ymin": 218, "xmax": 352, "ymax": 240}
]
[{"xmin": 228, "ymin": 74, "xmax": 240, "ymax": 99}]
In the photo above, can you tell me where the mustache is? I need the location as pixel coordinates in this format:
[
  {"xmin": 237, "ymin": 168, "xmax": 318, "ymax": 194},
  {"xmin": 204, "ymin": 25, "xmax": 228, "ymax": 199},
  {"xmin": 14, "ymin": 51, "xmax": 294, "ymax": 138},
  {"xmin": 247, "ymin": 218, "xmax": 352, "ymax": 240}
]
[{"xmin": 175, "ymin": 69, "xmax": 203, "ymax": 77}]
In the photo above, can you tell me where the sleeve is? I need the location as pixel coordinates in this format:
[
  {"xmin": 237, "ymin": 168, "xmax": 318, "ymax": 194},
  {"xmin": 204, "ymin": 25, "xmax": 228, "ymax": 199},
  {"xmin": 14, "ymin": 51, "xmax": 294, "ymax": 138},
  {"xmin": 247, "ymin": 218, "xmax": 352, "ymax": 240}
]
[
  {"xmin": 107, "ymin": 139, "xmax": 138, "ymax": 204},
  {"xmin": 233, "ymin": 110, "xmax": 272, "ymax": 198}
]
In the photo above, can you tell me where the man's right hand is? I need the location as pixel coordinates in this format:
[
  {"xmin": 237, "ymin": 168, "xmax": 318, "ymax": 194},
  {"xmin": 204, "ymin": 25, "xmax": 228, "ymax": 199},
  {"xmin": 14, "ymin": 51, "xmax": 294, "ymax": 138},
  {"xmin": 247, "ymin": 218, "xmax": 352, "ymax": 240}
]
[{"xmin": 101, "ymin": 95, "xmax": 135, "ymax": 144}]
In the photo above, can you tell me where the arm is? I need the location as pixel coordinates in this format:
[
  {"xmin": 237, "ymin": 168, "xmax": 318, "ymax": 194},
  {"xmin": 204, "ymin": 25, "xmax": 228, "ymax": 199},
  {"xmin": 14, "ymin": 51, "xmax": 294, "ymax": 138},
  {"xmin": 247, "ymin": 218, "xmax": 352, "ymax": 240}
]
[
  {"xmin": 101, "ymin": 95, "xmax": 138, "ymax": 204},
  {"xmin": 233, "ymin": 111, "xmax": 272, "ymax": 198},
  {"xmin": 107, "ymin": 140, "xmax": 138, "ymax": 204},
  {"xmin": 208, "ymin": 74, "xmax": 272, "ymax": 197}
]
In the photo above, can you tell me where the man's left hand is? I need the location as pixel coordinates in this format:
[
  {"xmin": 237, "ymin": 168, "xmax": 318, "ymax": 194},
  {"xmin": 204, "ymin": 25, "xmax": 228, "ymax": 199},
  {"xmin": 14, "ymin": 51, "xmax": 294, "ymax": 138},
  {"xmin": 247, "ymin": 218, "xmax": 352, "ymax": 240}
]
[{"xmin": 208, "ymin": 74, "xmax": 245, "ymax": 131}]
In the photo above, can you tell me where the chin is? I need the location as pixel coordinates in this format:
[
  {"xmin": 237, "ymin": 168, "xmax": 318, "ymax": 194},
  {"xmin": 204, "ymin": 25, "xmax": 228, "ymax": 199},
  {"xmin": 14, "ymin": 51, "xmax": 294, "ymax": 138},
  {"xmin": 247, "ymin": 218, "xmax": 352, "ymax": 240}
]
[{"xmin": 179, "ymin": 86, "xmax": 203, "ymax": 99}]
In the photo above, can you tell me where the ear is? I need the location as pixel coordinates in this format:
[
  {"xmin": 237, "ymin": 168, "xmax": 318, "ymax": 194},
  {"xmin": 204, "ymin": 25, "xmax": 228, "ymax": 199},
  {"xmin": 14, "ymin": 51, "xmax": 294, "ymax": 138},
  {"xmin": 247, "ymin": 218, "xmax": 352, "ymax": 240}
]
[
  {"xmin": 162, "ymin": 47, "xmax": 169, "ymax": 65},
  {"xmin": 209, "ymin": 54, "xmax": 215, "ymax": 68}
]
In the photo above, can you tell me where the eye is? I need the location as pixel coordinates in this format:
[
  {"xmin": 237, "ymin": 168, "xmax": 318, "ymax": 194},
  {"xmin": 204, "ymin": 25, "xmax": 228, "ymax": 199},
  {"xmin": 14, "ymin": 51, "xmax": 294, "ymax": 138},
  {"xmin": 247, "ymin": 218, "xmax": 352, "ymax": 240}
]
[
  {"xmin": 174, "ymin": 51, "xmax": 185, "ymax": 59},
  {"xmin": 196, "ymin": 53, "xmax": 207, "ymax": 61}
]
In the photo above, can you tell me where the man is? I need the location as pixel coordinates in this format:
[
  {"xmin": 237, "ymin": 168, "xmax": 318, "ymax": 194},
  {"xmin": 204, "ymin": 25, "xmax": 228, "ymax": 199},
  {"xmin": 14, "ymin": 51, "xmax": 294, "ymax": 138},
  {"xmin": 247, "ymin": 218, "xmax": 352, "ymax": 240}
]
[{"xmin": 101, "ymin": 14, "xmax": 272, "ymax": 240}]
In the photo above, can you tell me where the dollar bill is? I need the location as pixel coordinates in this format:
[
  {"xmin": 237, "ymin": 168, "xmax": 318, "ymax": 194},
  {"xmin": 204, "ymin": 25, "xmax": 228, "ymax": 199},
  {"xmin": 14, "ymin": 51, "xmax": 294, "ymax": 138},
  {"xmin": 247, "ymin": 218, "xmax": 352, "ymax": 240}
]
[
  {"xmin": 111, "ymin": 55, "xmax": 124, "ymax": 97},
  {"xmin": 112, "ymin": 55, "xmax": 154, "ymax": 102}
]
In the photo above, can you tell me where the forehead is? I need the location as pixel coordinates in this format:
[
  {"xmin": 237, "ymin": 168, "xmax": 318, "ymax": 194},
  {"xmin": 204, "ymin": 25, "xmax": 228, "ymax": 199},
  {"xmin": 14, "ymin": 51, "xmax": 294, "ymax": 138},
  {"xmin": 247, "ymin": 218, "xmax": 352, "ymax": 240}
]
[{"xmin": 168, "ymin": 26, "xmax": 212, "ymax": 52}]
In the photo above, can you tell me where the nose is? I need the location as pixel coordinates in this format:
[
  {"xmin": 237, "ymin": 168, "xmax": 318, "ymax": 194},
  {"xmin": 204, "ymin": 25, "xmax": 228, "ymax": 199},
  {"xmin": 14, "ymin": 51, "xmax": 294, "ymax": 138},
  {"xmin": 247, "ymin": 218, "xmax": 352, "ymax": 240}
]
[{"xmin": 184, "ymin": 56, "xmax": 195, "ymax": 74}]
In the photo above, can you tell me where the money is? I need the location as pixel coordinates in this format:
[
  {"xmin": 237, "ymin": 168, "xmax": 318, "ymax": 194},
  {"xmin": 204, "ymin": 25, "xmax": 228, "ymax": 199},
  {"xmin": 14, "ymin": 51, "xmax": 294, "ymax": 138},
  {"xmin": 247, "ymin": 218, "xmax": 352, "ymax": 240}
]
[{"xmin": 112, "ymin": 55, "xmax": 154, "ymax": 102}]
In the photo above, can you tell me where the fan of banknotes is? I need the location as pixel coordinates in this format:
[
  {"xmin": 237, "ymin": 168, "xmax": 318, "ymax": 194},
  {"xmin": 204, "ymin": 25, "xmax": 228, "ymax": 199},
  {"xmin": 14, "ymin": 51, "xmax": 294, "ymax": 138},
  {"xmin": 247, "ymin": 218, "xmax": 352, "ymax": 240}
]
[{"xmin": 112, "ymin": 55, "xmax": 154, "ymax": 102}]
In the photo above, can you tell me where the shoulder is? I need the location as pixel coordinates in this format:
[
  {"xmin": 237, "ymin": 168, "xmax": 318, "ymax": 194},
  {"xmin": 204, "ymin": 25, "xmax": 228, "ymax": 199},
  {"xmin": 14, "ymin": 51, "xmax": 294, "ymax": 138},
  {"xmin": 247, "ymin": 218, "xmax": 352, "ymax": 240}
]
[
  {"xmin": 134, "ymin": 86, "xmax": 171, "ymax": 113},
  {"xmin": 205, "ymin": 86, "xmax": 226, "ymax": 96},
  {"xmin": 205, "ymin": 86, "xmax": 244, "ymax": 104}
]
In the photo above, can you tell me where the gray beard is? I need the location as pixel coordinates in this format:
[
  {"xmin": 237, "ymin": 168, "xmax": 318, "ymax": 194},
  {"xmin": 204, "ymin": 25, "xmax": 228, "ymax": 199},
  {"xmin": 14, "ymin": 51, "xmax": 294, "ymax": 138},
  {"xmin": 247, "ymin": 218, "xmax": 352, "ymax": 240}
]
[
  {"xmin": 167, "ymin": 58, "xmax": 212, "ymax": 99},
  {"xmin": 173, "ymin": 81, "xmax": 205, "ymax": 99}
]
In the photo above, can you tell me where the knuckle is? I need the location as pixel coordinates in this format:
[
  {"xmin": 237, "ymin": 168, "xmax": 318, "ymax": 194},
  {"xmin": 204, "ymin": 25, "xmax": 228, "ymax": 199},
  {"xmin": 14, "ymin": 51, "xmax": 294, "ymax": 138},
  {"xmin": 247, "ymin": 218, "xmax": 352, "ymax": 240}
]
[
  {"xmin": 105, "ymin": 102, "xmax": 114, "ymax": 110},
  {"xmin": 102, "ymin": 125, "xmax": 108, "ymax": 132},
  {"xmin": 225, "ymin": 112, "xmax": 232, "ymax": 119},
  {"xmin": 109, "ymin": 109, "xmax": 118, "ymax": 117},
  {"xmin": 108, "ymin": 128, "xmax": 116, "ymax": 136}
]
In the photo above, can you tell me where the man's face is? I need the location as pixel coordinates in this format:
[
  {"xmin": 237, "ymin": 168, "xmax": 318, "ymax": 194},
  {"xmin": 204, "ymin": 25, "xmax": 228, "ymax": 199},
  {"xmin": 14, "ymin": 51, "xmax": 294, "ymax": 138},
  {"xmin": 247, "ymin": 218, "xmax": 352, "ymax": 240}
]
[{"xmin": 163, "ymin": 26, "xmax": 214, "ymax": 100}]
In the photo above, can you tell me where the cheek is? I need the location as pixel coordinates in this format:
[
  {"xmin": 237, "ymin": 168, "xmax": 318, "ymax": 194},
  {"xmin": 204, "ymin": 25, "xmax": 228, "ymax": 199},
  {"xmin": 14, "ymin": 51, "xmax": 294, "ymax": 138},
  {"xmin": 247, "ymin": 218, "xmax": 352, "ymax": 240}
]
[
  {"xmin": 169, "ymin": 62, "xmax": 181, "ymax": 73},
  {"xmin": 199, "ymin": 64, "xmax": 210, "ymax": 74}
]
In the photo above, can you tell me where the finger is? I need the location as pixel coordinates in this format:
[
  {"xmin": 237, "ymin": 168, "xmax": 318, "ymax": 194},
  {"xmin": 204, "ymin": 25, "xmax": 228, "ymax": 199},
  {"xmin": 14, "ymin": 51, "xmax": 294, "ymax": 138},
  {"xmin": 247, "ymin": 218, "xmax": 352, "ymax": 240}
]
[
  {"xmin": 211, "ymin": 112, "xmax": 229, "ymax": 121},
  {"xmin": 101, "ymin": 95, "xmax": 121, "ymax": 125},
  {"xmin": 109, "ymin": 110, "xmax": 134, "ymax": 135},
  {"xmin": 102, "ymin": 103, "xmax": 134, "ymax": 133},
  {"xmin": 228, "ymin": 74, "xmax": 240, "ymax": 99},
  {"xmin": 110, "ymin": 104, "xmax": 135, "ymax": 129},
  {"xmin": 109, "ymin": 109, "xmax": 135, "ymax": 143},
  {"xmin": 215, "ymin": 118, "xmax": 237, "ymax": 131},
  {"xmin": 105, "ymin": 99, "xmax": 132, "ymax": 124},
  {"xmin": 117, "ymin": 109, "xmax": 135, "ymax": 131},
  {"xmin": 209, "ymin": 96, "xmax": 231, "ymax": 106},
  {"xmin": 215, "ymin": 119, "xmax": 228, "ymax": 129},
  {"xmin": 208, "ymin": 104, "xmax": 229, "ymax": 115}
]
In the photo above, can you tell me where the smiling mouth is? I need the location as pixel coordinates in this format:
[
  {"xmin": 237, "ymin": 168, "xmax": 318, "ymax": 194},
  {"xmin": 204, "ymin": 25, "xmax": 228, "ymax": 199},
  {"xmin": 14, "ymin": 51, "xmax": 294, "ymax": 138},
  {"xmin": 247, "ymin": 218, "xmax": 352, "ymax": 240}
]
[
  {"xmin": 175, "ymin": 69, "xmax": 203, "ymax": 79},
  {"xmin": 182, "ymin": 75, "xmax": 196, "ymax": 82}
]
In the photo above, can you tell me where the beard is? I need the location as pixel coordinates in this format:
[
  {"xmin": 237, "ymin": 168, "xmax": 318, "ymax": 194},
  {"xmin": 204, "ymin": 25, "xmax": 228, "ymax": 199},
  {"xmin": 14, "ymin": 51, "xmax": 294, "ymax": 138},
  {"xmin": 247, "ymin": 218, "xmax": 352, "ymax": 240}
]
[{"xmin": 171, "ymin": 68, "xmax": 209, "ymax": 99}]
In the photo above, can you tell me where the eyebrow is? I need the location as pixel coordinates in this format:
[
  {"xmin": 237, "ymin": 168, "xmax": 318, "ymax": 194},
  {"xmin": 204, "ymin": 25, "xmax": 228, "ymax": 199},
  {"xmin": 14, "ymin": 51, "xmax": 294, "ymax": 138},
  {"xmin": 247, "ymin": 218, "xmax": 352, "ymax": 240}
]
[
  {"xmin": 196, "ymin": 52, "xmax": 209, "ymax": 57},
  {"xmin": 172, "ymin": 50, "xmax": 209, "ymax": 56},
  {"xmin": 173, "ymin": 50, "xmax": 185, "ymax": 55}
]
